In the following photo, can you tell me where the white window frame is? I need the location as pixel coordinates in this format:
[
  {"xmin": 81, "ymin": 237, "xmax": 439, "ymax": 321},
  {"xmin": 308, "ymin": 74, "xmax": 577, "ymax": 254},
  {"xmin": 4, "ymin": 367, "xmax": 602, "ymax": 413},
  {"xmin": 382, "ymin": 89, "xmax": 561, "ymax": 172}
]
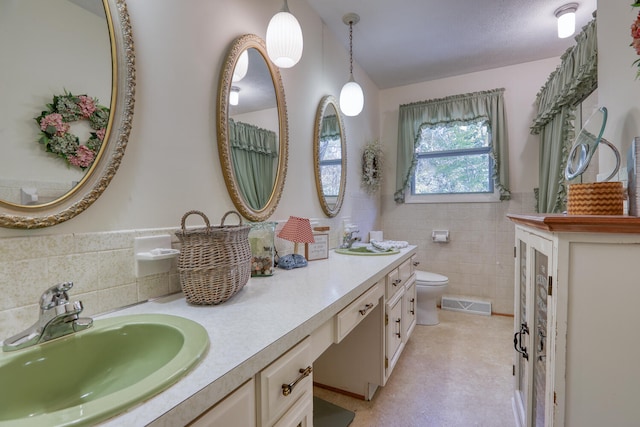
[{"xmin": 406, "ymin": 120, "xmax": 500, "ymax": 204}]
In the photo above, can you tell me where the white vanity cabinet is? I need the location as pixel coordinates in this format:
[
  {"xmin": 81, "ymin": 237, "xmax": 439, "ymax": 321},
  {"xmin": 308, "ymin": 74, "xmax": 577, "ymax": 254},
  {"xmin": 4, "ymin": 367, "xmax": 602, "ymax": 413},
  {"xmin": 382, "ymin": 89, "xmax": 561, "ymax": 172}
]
[
  {"xmin": 508, "ymin": 214, "xmax": 640, "ymax": 427},
  {"xmin": 385, "ymin": 256, "xmax": 416, "ymax": 380},
  {"xmin": 314, "ymin": 255, "xmax": 417, "ymax": 399},
  {"xmin": 188, "ymin": 379, "xmax": 256, "ymax": 427}
]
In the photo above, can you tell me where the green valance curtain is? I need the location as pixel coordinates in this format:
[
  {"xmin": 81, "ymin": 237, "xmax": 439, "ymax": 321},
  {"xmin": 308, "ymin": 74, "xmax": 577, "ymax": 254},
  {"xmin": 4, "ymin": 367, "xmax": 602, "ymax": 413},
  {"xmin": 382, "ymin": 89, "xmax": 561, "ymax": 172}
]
[
  {"xmin": 394, "ymin": 88, "xmax": 510, "ymax": 202},
  {"xmin": 320, "ymin": 114, "xmax": 341, "ymax": 140},
  {"xmin": 531, "ymin": 18, "xmax": 597, "ymax": 213},
  {"xmin": 229, "ymin": 119, "xmax": 278, "ymax": 210}
]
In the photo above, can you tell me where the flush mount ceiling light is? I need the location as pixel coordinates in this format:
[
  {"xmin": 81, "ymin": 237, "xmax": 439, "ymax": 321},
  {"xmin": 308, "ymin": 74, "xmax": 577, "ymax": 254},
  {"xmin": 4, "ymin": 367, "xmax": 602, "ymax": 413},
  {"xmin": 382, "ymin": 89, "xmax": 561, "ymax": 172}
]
[
  {"xmin": 555, "ymin": 3, "xmax": 578, "ymax": 39},
  {"xmin": 230, "ymin": 86, "xmax": 240, "ymax": 106},
  {"xmin": 339, "ymin": 13, "xmax": 364, "ymax": 117},
  {"xmin": 266, "ymin": 0, "xmax": 303, "ymax": 68}
]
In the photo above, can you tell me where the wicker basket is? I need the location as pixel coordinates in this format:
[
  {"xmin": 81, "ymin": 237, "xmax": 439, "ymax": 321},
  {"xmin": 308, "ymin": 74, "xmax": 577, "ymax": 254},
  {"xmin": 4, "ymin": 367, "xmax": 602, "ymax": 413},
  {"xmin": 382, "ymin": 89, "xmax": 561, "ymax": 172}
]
[
  {"xmin": 567, "ymin": 182, "xmax": 624, "ymax": 215},
  {"xmin": 175, "ymin": 210, "xmax": 251, "ymax": 305}
]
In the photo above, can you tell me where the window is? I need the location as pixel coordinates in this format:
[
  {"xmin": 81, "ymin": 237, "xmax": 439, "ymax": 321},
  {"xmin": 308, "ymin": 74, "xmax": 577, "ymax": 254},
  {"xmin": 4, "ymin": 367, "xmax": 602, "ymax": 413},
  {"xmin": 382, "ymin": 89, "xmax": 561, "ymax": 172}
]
[
  {"xmin": 319, "ymin": 137, "xmax": 342, "ymax": 197},
  {"xmin": 408, "ymin": 120, "xmax": 499, "ymax": 203},
  {"xmin": 394, "ymin": 88, "xmax": 509, "ymax": 203}
]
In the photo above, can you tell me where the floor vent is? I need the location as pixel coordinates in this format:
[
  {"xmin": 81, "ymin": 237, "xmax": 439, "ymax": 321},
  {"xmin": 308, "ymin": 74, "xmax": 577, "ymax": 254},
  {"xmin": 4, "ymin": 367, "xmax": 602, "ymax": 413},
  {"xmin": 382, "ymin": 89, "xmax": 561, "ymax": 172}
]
[{"xmin": 441, "ymin": 296, "xmax": 492, "ymax": 316}]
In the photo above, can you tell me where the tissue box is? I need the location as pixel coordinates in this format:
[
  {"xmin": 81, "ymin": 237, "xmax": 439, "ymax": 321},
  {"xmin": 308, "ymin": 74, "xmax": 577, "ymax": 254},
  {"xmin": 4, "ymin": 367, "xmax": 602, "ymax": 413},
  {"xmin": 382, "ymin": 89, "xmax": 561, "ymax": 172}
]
[{"xmin": 249, "ymin": 222, "xmax": 275, "ymax": 277}]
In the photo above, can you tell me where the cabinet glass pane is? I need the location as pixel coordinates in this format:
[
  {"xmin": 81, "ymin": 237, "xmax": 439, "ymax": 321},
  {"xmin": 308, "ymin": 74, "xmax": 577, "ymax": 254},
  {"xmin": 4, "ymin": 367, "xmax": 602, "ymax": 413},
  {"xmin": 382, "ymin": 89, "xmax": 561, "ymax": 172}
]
[
  {"xmin": 516, "ymin": 239, "xmax": 528, "ymax": 418},
  {"xmin": 532, "ymin": 249, "xmax": 548, "ymax": 427}
]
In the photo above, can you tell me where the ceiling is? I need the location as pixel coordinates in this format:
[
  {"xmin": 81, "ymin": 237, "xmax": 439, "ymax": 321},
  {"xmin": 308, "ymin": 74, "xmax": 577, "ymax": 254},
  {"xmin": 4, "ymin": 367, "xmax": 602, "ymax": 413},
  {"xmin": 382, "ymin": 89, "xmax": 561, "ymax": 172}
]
[{"xmin": 304, "ymin": 0, "xmax": 597, "ymax": 89}]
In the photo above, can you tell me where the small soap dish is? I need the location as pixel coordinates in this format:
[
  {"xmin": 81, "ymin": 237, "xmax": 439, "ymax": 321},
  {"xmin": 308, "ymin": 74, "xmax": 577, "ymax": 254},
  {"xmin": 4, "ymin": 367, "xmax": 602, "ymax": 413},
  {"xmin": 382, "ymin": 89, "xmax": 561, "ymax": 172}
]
[
  {"xmin": 134, "ymin": 235, "xmax": 179, "ymax": 277},
  {"xmin": 136, "ymin": 248, "xmax": 180, "ymax": 261}
]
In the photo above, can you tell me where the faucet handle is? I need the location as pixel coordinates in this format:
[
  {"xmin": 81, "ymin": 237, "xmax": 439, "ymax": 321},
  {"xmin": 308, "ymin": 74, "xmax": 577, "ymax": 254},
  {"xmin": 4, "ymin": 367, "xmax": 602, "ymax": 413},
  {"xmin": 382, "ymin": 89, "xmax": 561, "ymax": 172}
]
[{"xmin": 40, "ymin": 282, "xmax": 74, "ymax": 310}]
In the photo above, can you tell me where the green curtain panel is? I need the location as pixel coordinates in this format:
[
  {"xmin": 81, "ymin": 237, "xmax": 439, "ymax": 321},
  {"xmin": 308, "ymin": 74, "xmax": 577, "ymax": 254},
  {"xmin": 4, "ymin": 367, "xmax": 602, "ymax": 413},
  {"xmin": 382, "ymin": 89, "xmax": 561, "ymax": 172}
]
[
  {"xmin": 229, "ymin": 119, "xmax": 278, "ymax": 210},
  {"xmin": 394, "ymin": 88, "xmax": 510, "ymax": 203},
  {"xmin": 531, "ymin": 18, "xmax": 597, "ymax": 213}
]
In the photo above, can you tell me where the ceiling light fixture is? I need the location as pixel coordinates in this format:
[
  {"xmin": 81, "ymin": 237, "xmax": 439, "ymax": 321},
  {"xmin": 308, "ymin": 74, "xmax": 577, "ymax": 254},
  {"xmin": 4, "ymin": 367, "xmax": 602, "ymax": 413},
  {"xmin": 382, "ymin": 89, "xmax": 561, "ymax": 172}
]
[
  {"xmin": 266, "ymin": 0, "xmax": 303, "ymax": 68},
  {"xmin": 230, "ymin": 86, "xmax": 240, "ymax": 106},
  {"xmin": 232, "ymin": 50, "xmax": 249, "ymax": 82},
  {"xmin": 555, "ymin": 3, "xmax": 578, "ymax": 39},
  {"xmin": 339, "ymin": 13, "xmax": 364, "ymax": 117}
]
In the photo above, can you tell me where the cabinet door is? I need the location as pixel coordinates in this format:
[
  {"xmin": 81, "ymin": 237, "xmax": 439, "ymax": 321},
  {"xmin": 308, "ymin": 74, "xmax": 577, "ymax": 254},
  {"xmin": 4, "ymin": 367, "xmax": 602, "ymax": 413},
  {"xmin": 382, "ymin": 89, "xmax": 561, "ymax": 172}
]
[
  {"xmin": 403, "ymin": 277, "xmax": 417, "ymax": 340},
  {"xmin": 513, "ymin": 228, "xmax": 553, "ymax": 427},
  {"xmin": 385, "ymin": 289, "xmax": 404, "ymax": 378}
]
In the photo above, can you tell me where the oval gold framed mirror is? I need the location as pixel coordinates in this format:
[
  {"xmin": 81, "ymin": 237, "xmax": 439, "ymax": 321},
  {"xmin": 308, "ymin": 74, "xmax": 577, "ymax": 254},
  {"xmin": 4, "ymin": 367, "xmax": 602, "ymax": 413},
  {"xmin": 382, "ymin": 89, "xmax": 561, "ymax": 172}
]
[
  {"xmin": 217, "ymin": 34, "xmax": 288, "ymax": 222},
  {"xmin": 313, "ymin": 95, "xmax": 347, "ymax": 217},
  {"xmin": 0, "ymin": 0, "xmax": 135, "ymax": 229}
]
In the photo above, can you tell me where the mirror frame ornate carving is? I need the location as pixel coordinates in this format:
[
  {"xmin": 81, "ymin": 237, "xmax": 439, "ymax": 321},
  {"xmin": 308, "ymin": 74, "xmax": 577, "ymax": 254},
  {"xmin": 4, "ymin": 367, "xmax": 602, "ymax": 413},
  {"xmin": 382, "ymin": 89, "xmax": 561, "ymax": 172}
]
[
  {"xmin": 313, "ymin": 95, "xmax": 347, "ymax": 217},
  {"xmin": 217, "ymin": 34, "xmax": 288, "ymax": 222},
  {"xmin": 0, "ymin": 0, "xmax": 135, "ymax": 229}
]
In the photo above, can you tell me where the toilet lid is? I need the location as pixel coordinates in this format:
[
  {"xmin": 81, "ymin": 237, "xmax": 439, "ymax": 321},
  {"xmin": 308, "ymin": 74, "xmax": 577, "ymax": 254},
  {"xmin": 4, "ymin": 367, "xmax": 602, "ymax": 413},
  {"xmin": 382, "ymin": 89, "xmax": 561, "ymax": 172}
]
[{"xmin": 416, "ymin": 270, "xmax": 448, "ymax": 285}]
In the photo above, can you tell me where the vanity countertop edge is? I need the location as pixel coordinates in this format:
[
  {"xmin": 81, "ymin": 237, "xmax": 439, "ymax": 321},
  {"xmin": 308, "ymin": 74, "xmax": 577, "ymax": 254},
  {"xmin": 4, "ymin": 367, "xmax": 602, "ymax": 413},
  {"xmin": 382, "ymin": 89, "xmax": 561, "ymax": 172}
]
[{"xmin": 99, "ymin": 245, "xmax": 417, "ymax": 426}]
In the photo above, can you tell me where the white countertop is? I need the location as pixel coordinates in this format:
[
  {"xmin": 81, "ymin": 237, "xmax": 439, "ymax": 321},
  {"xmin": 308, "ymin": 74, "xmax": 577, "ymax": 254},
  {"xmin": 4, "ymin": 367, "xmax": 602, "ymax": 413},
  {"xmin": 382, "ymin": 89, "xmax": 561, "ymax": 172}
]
[{"xmin": 100, "ymin": 246, "xmax": 416, "ymax": 426}]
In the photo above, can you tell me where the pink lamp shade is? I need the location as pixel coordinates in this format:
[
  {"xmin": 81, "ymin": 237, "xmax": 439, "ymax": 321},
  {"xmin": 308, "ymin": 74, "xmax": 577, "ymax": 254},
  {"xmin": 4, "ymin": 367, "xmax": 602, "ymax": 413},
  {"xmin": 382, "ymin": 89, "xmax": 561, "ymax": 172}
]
[{"xmin": 278, "ymin": 216, "xmax": 315, "ymax": 254}]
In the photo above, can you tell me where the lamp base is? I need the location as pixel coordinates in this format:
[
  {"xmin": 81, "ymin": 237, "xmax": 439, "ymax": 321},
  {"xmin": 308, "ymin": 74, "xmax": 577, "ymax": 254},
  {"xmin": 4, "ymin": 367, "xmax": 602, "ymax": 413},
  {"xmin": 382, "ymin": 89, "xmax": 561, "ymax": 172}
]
[{"xmin": 277, "ymin": 254, "xmax": 308, "ymax": 270}]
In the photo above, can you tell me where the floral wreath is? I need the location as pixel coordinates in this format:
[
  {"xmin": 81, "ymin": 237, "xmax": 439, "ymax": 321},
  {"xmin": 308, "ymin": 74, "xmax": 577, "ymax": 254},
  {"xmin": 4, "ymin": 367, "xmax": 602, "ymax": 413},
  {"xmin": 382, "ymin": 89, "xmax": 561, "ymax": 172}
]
[
  {"xmin": 361, "ymin": 139, "xmax": 383, "ymax": 194},
  {"xmin": 35, "ymin": 91, "xmax": 110, "ymax": 170},
  {"xmin": 631, "ymin": 2, "xmax": 640, "ymax": 78}
]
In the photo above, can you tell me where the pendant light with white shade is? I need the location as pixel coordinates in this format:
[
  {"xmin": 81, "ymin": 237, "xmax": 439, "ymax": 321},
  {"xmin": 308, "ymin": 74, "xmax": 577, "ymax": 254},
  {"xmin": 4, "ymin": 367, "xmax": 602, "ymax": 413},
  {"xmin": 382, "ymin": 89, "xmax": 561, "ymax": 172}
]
[
  {"xmin": 266, "ymin": 0, "xmax": 303, "ymax": 68},
  {"xmin": 339, "ymin": 13, "xmax": 364, "ymax": 117}
]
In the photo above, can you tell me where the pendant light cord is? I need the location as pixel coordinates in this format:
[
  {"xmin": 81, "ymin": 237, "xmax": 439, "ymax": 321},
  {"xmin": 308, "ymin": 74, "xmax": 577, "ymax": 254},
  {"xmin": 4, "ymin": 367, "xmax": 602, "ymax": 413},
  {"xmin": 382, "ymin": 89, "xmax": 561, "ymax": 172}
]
[{"xmin": 349, "ymin": 21, "xmax": 354, "ymax": 76}]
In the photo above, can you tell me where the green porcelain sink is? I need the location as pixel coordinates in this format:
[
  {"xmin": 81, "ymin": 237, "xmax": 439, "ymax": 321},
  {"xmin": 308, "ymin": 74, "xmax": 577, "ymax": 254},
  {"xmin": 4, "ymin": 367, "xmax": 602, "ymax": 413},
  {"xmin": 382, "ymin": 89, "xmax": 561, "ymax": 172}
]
[
  {"xmin": 335, "ymin": 246, "xmax": 400, "ymax": 256},
  {"xmin": 0, "ymin": 313, "xmax": 209, "ymax": 427}
]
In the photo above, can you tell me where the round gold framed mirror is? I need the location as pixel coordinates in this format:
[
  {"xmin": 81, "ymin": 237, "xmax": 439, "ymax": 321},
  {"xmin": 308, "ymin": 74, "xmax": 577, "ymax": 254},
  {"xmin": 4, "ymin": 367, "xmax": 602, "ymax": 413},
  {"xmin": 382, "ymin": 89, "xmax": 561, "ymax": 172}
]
[
  {"xmin": 0, "ymin": 0, "xmax": 135, "ymax": 229},
  {"xmin": 217, "ymin": 34, "xmax": 288, "ymax": 222},
  {"xmin": 313, "ymin": 95, "xmax": 346, "ymax": 217}
]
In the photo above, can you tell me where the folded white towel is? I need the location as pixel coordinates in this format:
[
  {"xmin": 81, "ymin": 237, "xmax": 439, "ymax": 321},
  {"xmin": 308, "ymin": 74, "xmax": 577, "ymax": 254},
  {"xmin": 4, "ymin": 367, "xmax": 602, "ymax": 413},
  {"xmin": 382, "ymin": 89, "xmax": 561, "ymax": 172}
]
[{"xmin": 370, "ymin": 240, "xmax": 409, "ymax": 251}]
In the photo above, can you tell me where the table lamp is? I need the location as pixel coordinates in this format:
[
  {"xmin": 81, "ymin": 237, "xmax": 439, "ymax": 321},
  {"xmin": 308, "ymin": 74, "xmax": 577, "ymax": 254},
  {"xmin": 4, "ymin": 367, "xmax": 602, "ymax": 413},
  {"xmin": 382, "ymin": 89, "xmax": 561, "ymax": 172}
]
[{"xmin": 277, "ymin": 216, "xmax": 315, "ymax": 269}]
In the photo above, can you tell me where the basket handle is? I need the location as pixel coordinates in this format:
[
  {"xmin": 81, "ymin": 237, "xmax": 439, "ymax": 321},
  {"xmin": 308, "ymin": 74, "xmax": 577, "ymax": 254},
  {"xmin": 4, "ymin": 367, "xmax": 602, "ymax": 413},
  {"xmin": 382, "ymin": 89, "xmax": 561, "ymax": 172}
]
[
  {"xmin": 220, "ymin": 210, "xmax": 243, "ymax": 226},
  {"xmin": 181, "ymin": 210, "xmax": 211, "ymax": 233}
]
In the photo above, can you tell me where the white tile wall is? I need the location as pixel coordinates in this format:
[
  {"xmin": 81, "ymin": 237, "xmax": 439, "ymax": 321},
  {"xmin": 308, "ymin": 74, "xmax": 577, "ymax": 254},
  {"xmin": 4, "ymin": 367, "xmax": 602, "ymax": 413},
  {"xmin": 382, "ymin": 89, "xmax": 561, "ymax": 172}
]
[
  {"xmin": 382, "ymin": 191, "xmax": 536, "ymax": 315},
  {"xmin": 0, "ymin": 227, "xmax": 182, "ymax": 341}
]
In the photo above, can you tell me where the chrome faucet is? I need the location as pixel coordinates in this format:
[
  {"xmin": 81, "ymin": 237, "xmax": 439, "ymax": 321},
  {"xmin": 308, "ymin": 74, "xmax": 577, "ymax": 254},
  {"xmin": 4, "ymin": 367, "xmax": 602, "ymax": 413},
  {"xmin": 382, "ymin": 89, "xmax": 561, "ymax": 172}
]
[
  {"xmin": 2, "ymin": 282, "xmax": 93, "ymax": 352},
  {"xmin": 340, "ymin": 228, "xmax": 361, "ymax": 249}
]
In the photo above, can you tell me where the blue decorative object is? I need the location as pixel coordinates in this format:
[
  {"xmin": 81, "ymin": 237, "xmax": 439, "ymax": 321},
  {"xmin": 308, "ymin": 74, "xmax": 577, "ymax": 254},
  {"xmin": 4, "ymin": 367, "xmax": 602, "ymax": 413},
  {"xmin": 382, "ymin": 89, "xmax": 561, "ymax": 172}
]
[{"xmin": 277, "ymin": 254, "xmax": 308, "ymax": 270}]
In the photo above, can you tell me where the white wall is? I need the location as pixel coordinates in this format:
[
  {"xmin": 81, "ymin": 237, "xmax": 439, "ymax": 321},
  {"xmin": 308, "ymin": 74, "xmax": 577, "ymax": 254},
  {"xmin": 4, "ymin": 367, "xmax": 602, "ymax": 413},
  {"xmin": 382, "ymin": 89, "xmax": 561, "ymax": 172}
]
[
  {"xmin": 0, "ymin": 0, "xmax": 382, "ymax": 239},
  {"xmin": 377, "ymin": 58, "xmax": 560, "ymax": 314},
  {"xmin": 598, "ymin": 3, "xmax": 640, "ymax": 173}
]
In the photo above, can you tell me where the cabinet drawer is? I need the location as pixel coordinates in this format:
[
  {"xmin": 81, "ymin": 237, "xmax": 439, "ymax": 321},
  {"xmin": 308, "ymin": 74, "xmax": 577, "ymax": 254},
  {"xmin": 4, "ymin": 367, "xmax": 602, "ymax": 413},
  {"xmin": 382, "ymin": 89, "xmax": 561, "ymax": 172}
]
[
  {"xmin": 398, "ymin": 258, "xmax": 412, "ymax": 283},
  {"xmin": 335, "ymin": 281, "xmax": 384, "ymax": 343},
  {"xmin": 272, "ymin": 389, "xmax": 313, "ymax": 427},
  {"xmin": 386, "ymin": 268, "xmax": 402, "ymax": 299},
  {"xmin": 189, "ymin": 378, "xmax": 256, "ymax": 427},
  {"xmin": 258, "ymin": 337, "xmax": 312, "ymax": 427}
]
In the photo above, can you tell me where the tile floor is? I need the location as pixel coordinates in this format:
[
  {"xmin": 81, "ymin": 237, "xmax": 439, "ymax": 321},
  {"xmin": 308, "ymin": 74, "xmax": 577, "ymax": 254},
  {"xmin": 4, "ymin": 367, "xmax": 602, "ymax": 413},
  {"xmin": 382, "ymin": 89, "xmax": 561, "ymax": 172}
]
[{"xmin": 314, "ymin": 309, "xmax": 515, "ymax": 427}]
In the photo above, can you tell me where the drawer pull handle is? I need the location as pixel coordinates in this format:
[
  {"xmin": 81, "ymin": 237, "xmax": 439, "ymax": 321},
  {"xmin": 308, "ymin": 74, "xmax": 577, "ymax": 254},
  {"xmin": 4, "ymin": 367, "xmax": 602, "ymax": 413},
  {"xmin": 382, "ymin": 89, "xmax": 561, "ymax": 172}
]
[
  {"xmin": 393, "ymin": 279, "xmax": 402, "ymax": 286},
  {"xmin": 413, "ymin": 261, "xmax": 420, "ymax": 266},
  {"xmin": 409, "ymin": 298, "xmax": 415, "ymax": 315},
  {"xmin": 282, "ymin": 366, "xmax": 312, "ymax": 397},
  {"xmin": 395, "ymin": 318, "xmax": 401, "ymax": 338},
  {"xmin": 359, "ymin": 303, "xmax": 374, "ymax": 315}
]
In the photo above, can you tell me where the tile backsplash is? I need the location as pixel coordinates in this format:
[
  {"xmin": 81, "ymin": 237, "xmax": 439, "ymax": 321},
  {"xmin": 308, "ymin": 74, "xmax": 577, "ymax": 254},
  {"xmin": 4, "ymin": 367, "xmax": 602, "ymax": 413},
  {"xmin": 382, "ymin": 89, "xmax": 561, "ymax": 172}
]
[{"xmin": 0, "ymin": 227, "xmax": 182, "ymax": 341}]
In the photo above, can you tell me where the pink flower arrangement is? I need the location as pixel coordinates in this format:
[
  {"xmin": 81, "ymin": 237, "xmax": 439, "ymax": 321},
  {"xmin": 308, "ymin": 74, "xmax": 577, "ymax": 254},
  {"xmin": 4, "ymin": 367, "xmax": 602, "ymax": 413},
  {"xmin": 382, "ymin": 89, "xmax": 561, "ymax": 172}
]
[
  {"xmin": 34, "ymin": 91, "xmax": 110, "ymax": 170},
  {"xmin": 68, "ymin": 145, "xmax": 96, "ymax": 168},
  {"xmin": 77, "ymin": 95, "xmax": 97, "ymax": 118},
  {"xmin": 39, "ymin": 113, "xmax": 70, "ymax": 136}
]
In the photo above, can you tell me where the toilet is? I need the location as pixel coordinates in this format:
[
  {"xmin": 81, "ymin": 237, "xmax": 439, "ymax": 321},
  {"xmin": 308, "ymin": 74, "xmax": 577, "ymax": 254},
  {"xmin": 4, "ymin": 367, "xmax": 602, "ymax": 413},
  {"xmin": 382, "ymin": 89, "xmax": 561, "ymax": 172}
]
[{"xmin": 415, "ymin": 270, "xmax": 449, "ymax": 325}]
